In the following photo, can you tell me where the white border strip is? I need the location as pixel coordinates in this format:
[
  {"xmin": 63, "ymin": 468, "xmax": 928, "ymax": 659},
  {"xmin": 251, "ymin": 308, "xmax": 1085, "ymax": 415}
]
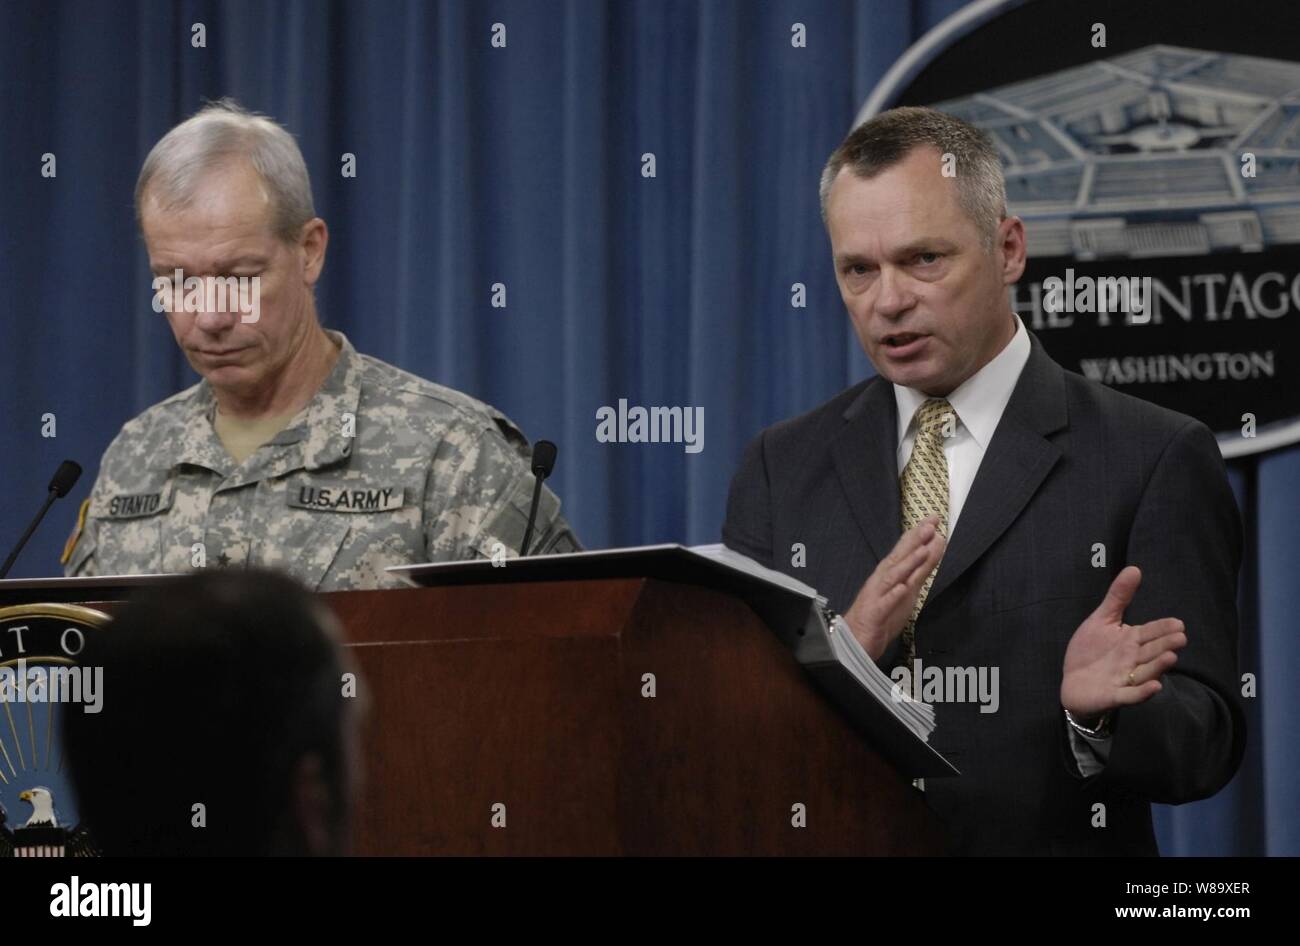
[
  {"xmin": 1219, "ymin": 420, "xmax": 1300, "ymax": 458},
  {"xmin": 856, "ymin": 0, "xmax": 1031, "ymax": 124}
]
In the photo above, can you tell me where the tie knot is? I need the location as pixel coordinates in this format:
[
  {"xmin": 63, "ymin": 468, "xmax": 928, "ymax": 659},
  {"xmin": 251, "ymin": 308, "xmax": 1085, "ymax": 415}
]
[{"xmin": 915, "ymin": 398, "xmax": 954, "ymax": 439}]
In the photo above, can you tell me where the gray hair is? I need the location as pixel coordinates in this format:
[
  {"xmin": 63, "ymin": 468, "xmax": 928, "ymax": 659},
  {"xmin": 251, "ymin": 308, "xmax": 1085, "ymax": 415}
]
[
  {"xmin": 819, "ymin": 106, "xmax": 1006, "ymax": 249},
  {"xmin": 135, "ymin": 98, "xmax": 315, "ymax": 243}
]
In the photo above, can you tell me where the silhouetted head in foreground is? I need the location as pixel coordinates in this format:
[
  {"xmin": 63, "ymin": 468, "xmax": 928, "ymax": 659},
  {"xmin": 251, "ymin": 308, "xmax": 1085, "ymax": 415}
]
[{"xmin": 63, "ymin": 568, "xmax": 362, "ymax": 856}]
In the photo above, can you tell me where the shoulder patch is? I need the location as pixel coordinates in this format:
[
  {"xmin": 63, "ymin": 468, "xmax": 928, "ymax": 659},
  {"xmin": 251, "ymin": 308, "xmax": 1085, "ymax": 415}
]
[{"xmin": 60, "ymin": 498, "xmax": 91, "ymax": 565}]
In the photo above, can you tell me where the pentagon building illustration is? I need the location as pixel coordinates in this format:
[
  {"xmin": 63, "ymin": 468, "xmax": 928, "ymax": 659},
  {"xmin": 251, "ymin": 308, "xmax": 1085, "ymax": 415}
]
[{"xmin": 934, "ymin": 45, "xmax": 1300, "ymax": 260}]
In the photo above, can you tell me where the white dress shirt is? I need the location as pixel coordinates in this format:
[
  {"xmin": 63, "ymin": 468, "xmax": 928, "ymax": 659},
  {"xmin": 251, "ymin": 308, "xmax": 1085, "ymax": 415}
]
[{"xmin": 892, "ymin": 313, "xmax": 1110, "ymax": 776}]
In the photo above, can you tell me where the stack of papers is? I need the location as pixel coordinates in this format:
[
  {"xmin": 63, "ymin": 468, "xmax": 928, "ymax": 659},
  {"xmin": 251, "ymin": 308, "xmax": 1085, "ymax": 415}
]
[{"xmin": 690, "ymin": 544, "xmax": 935, "ymax": 744}]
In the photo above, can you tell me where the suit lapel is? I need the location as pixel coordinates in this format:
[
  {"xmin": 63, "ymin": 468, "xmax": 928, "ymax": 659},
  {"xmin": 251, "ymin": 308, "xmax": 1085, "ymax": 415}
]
[
  {"xmin": 830, "ymin": 333, "xmax": 1070, "ymax": 604},
  {"xmin": 831, "ymin": 377, "xmax": 902, "ymax": 565},
  {"xmin": 926, "ymin": 332, "xmax": 1068, "ymax": 602}
]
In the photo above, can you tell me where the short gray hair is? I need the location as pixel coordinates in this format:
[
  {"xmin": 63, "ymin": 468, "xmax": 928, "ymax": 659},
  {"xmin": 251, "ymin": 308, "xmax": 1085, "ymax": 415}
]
[
  {"xmin": 135, "ymin": 98, "xmax": 316, "ymax": 243},
  {"xmin": 819, "ymin": 106, "xmax": 1006, "ymax": 249}
]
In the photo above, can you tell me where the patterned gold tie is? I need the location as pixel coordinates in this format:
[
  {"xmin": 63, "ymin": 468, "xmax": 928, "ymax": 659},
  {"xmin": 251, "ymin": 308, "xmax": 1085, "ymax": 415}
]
[{"xmin": 898, "ymin": 397, "xmax": 953, "ymax": 667}]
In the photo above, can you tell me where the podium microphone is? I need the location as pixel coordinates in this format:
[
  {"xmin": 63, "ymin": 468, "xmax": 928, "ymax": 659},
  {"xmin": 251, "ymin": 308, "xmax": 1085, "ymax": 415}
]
[
  {"xmin": 519, "ymin": 441, "xmax": 557, "ymax": 557},
  {"xmin": 0, "ymin": 460, "xmax": 83, "ymax": 579}
]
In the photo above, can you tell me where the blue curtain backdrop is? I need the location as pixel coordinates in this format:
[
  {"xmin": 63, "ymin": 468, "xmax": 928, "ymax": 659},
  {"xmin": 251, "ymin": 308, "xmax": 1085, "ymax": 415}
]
[{"xmin": 0, "ymin": 0, "xmax": 1294, "ymax": 856}]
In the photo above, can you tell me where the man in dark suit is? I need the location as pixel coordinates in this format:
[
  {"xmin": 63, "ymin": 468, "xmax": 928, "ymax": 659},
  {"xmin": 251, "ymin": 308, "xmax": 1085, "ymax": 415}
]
[{"xmin": 723, "ymin": 107, "xmax": 1245, "ymax": 855}]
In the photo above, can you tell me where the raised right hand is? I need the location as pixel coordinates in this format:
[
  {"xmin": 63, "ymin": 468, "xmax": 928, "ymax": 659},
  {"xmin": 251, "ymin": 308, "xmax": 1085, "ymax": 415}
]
[{"xmin": 843, "ymin": 515, "xmax": 946, "ymax": 660}]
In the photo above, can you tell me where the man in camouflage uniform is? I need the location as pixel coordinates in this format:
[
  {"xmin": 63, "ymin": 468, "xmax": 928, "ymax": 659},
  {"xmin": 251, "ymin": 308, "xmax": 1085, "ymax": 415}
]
[{"xmin": 64, "ymin": 100, "xmax": 577, "ymax": 590}]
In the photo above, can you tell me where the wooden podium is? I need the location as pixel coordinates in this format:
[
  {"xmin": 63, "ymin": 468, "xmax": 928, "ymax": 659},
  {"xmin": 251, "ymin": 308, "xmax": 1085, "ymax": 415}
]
[
  {"xmin": 0, "ymin": 572, "xmax": 946, "ymax": 856},
  {"xmin": 328, "ymin": 577, "xmax": 945, "ymax": 855}
]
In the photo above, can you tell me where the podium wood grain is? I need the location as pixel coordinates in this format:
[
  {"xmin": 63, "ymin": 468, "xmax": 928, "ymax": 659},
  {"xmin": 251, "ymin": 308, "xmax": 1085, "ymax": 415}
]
[{"xmin": 326, "ymin": 578, "xmax": 945, "ymax": 855}]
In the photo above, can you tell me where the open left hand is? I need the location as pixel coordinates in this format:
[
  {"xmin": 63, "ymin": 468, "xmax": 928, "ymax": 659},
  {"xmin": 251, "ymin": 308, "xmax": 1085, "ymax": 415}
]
[{"xmin": 1060, "ymin": 565, "xmax": 1188, "ymax": 722}]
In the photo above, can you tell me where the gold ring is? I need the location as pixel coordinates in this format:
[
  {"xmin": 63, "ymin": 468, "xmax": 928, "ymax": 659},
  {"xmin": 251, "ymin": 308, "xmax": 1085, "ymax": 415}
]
[{"xmin": 1127, "ymin": 669, "xmax": 1137, "ymax": 687}]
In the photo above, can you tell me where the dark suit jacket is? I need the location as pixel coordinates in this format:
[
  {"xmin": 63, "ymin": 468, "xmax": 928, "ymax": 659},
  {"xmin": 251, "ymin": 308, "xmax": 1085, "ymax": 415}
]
[{"xmin": 723, "ymin": 331, "xmax": 1246, "ymax": 855}]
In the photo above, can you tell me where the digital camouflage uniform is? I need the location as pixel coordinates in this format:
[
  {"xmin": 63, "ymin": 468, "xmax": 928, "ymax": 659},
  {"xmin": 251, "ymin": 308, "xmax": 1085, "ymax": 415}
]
[{"xmin": 64, "ymin": 331, "xmax": 579, "ymax": 590}]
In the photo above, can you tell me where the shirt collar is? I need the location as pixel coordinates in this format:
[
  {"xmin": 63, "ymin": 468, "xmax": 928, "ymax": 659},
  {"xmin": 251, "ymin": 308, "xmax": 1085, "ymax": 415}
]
[
  {"xmin": 295, "ymin": 330, "xmax": 361, "ymax": 471},
  {"xmin": 170, "ymin": 329, "xmax": 361, "ymax": 474},
  {"xmin": 893, "ymin": 313, "xmax": 1031, "ymax": 450}
]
